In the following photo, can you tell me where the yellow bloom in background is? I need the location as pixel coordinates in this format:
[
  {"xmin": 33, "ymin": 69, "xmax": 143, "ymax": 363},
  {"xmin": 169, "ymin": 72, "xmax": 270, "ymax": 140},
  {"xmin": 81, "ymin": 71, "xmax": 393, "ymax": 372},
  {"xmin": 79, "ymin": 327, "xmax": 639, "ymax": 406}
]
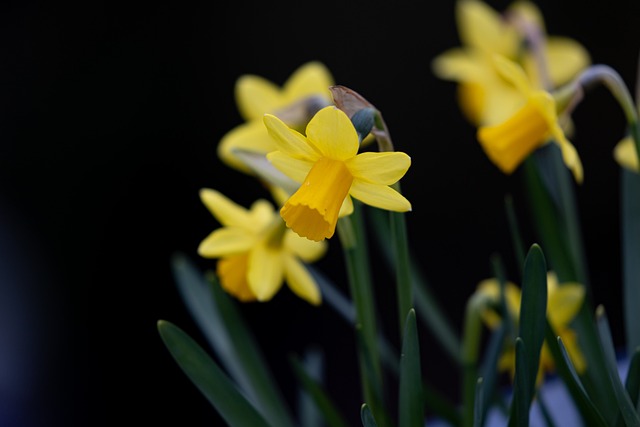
[
  {"xmin": 218, "ymin": 61, "xmax": 334, "ymax": 173},
  {"xmin": 197, "ymin": 188, "xmax": 327, "ymax": 305},
  {"xmin": 264, "ymin": 106, "xmax": 412, "ymax": 241},
  {"xmin": 613, "ymin": 136, "xmax": 639, "ymax": 172},
  {"xmin": 477, "ymin": 55, "xmax": 584, "ymax": 183},
  {"xmin": 475, "ymin": 272, "xmax": 586, "ymax": 385},
  {"xmin": 432, "ymin": 0, "xmax": 590, "ymax": 126}
]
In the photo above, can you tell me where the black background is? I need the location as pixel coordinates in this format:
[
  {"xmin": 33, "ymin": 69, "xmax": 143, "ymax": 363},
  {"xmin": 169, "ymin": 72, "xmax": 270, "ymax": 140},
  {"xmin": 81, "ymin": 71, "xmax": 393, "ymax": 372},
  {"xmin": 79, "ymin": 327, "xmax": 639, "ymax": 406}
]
[{"xmin": 0, "ymin": 0, "xmax": 639, "ymax": 426}]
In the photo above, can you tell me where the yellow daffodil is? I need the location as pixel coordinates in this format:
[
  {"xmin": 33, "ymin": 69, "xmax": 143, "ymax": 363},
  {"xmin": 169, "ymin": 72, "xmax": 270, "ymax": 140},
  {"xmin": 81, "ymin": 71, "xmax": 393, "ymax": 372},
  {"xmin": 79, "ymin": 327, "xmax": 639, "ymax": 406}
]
[
  {"xmin": 432, "ymin": 0, "xmax": 590, "ymax": 126},
  {"xmin": 218, "ymin": 61, "xmax": 334, "ymax": 173},
  {"xmin": 477, "ymin": 55, "xmax": 584, "ymax": 183},
  {"xmin": 475, "ymin": 272, "xmax": 586, "ymax": 385},
  {"xmin": 613, "ymin": 136, "xmax": 639, "ymax": 172},
  {"xmin": 197, "ymin": 188, "xmax": 327, "ymax": 305},
  {"xmin": 264, "ymin": 106, "xmax": 411, "ymax": 241}
]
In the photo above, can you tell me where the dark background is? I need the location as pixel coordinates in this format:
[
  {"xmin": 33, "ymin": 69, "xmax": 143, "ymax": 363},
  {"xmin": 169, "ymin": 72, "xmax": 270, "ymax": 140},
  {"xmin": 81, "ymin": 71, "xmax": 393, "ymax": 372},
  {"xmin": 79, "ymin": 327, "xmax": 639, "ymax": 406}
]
[{"xmin": 0, "ymin": 0, "xmax": 638, "ymax": 426}]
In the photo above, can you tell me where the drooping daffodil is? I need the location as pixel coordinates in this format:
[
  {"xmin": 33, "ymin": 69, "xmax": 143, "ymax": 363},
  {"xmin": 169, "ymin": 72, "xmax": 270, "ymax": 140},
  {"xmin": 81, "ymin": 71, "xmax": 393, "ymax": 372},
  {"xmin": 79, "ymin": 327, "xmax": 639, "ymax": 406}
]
[
  {"xmin": 218, "ymin": 61, "xmax": 334, "ymax": 173},
  {"xmin": 432, "ymin": 0, "xmax": 590, "ymax": 126},
  {"xmin": 475, "ymin": 271, "xmax": 586, "ymax": 385},
  {"xmin": 476, "ymin": 55, "xmax": 584, "ymax": 183},
  {"xmin": 197, "ymin": 188, "xmax": 327, "ymax": 305},
  {"xmin": 264, "ymin": 106, "xmax": 412, "ymax": 241}
]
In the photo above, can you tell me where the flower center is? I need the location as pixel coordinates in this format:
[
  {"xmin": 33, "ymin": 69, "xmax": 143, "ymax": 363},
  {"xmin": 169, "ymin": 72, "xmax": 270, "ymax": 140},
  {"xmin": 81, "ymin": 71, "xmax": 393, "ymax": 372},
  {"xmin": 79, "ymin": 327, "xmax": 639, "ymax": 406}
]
[
  {"xmin": 280, "ymin": 157, "xmax": 354, "ymax": 241},
  {"xmin": 217, "ymin": 254, "xmax": 257, "ymax": 302}
]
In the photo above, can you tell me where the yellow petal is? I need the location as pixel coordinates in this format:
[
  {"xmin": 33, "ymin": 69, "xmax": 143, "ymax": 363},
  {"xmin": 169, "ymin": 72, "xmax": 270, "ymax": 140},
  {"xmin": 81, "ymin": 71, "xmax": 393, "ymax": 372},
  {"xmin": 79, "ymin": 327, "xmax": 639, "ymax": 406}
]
[
  {"xmin": 280, "ymin": 157, "xmax": 354, "ymax": 241},
  {"xmin": 247, "ymin": 244, "xmax": 284, "ymax": 301},
  {"xmin": 431, "ymin": 48, "xmax": 493, "ymax": 82},
  {"xmin": 218, "ymin": 120, "xmax": 276, "ymax": 173},
  {"xmin": 267, "ymin": 151, "xmax": 314, "ymax": 183},
  {"xmin": 347, "ymin": 152, "xmax": 411, "ymax": 185},
  {"xmin": 547, "ymin": 284, "xmax": 585, "ymax": 329},
  {"xmin": 507, "ymin": 1, "xmax": 545, "ymax": 31},
  {"xmin": 198, "ymin": 228, "xmax": 256, "ymax": 258},
  {"xmin": 263, "ymin": 114, "xmax": 320, "ymax": 160},
  {"xmin": 235, "ymin": 74, "xmax": 282, "ymax": 121},
  {"xmin": 542, "ymin": 37, "xmax": 590, "ymax": 87},
  {"xmin": 305, "ymin": 106, "xmax": 359, "ymax": 161},
  {"xmin": 200, "ymin": 189, "xmax": 252, "ymax": 229},
  {"xmin": 248, "ymin": 199, "xmax": 276, "ymax": 226},
  {"xmin": 216, "ymin": 254, "xmax": 257, "ymax": 302},
  {"xmin": 349, "ymin": 181, "xmax": 411, "ymax": 212},
  {"xmin": 491, "ymin": 54, "xmax": 532, "ymax": 95},
  {"xmin": 478, "ymin": 82, "xmax": 525, "ymax": 126},
  {"xmin": 283, "ymin": 255, "xmax": 322, "ymax": 305},
  {"xmin": 456, "ymin": 0, "xmax": 519, "ymax": 56},
  {"xmin": 614, "ymin": 136, "xmax": 639, "ymax": 172},
  {"xmin": 283, "ymin": 61, "xmax": 334, "ymax": 103},
  {"xmin": 283, "ymin": 230, "xmax": 327, "ymax": 262}
]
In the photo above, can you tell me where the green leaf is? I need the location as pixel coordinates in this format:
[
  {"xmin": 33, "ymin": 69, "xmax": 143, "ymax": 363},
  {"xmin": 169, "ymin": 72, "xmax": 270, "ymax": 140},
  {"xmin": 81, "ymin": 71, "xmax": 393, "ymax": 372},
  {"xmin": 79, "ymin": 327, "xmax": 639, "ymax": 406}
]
[
  {"xmin": 171, "ymin": 253, "xmax": 295, "ymax": 427},
  {"xmin": 625, "ymin": 347, "xmax": 640, "ymax": 409},
  {"xmin": 544, "ymin": 324, "xmax": 608, "ymax": 427},
  {"xmin": 621, "ymin": 168, "xmax": 640, "ymax": 355},
  {"xmin": 479, "ymin": 322, "xmax": 507, "ymax": 424},
  {"xmin": 473, "ymin": 378, "xmax": 484, "ymax": 427},
  {"xmin": 361, "ymin": 404, "xmax": 379, "ymax": 427},
  {"xmin": 290, "ymin": 353, "xmax": 350, "ymax": 427},
  {"xmin": 518, "ymin": 244, "xmax": 547, "ymax": 401},
  {"xmin": 157, "ymin": 320, "xmax": 272, "ymax": 427},
  {"xmin": 509, "ymin": 338, "xmax": 530, "ymax": 427},
  {"xmin": 423, "ymin": 381, "xmax": 462, "ymax": 427},
  {"xmin": 596, "ymin": 307, "xmax": 640, "ymax": 427},
  {"xmin": 399, "ymin": 309, "xmax": 423, "ymax": 427}
]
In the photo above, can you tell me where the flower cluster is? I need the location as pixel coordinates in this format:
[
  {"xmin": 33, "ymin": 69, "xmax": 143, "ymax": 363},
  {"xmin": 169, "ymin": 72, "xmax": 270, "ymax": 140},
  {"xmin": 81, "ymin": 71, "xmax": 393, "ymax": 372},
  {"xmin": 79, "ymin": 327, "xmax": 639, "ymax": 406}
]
[{"xmin": 158, "ymin": 2, "xmax": 640, "ymax": 427}]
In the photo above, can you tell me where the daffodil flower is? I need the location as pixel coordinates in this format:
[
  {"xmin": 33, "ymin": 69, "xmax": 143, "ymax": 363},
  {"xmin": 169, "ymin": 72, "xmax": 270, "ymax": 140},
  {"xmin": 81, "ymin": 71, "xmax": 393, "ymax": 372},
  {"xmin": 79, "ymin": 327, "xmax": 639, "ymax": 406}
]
[
  {"xmin": 264, "ymin": 106, "xmax": 411, "ymax": 241},
  {"xmin": 218, "ymin": 61, "xmax": 334, "ymax": 173},
  {"xmin": 197, "ymin": 188, "xmax": 327, "ymax": 305},
  {"xmin": 614, "ymin": 135, "xmax": 639, "ymax": 172},
  {"xmin": 477, "ymin": 55, "xmax": 584, "ymax": 183},
  {"xmin": 475, "ymin": 272, "xmax": 586, "ymax": 385},
  {"xmin": 432, "ymin": 0, "xmax": 590, "ymax": 126}
]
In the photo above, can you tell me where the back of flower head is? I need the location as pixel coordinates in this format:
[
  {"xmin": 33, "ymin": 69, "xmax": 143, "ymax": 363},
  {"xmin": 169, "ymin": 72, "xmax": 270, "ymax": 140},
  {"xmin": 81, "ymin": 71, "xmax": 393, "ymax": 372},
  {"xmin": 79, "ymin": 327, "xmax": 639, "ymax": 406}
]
[{"xmin": 217, "ymin": 61, "xmax": 335, "ymax": 174}]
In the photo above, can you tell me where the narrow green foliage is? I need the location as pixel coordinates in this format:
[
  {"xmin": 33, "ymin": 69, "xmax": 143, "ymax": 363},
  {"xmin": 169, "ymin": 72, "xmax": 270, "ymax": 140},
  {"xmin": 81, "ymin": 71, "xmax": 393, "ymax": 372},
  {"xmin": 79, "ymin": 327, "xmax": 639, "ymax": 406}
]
[
  {"xmin": 157, "ymin": 320, "xmax": 271, "ymax": 427},
  {"xmin": 171, "ymin": 253, "xmax": 295, "ymax": 427},
  {"xmin": 361, "ymin": 404, "xmax": 379, "ymax": 427},
  {"xmin": 625, "ymin": 347, "xmax": 640, "ymax": 410},
  {"xmin": 290, "ymin": 354, "xmax": 350, "ymax": 427},
  {"xmin": 391, "ymin": 208, "xmax": 412, "ymax": 337},
  {"xmin": 621, "ymin": 168, "xmax": 640, "ymax": 355},
  {"xmin": 519, "ymin": 244, "xmax": 548, "ymax": 402},
  {"xmin": 399, "ymin": 309, "xmax": 423, "ymax": 427},
  {"xmin": 596, "ymin": 307, "xmax": 640, "ymax": 427},
  {"xmin": 473, "ymin": 378, "xmax": 484, "ymax": 427},
  {"xmin": 509, "ymin": 338, "xmax": 530, "ymax": 427}
]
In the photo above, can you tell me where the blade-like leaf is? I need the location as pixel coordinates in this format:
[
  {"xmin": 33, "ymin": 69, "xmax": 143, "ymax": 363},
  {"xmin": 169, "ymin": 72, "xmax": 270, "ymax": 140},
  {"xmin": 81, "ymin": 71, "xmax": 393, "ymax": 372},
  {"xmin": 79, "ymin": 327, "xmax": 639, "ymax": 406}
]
[
  {"xmin": 290, "ymin": 353, "xmax": 350, "ymax": 427},
  {"xmin": 621, "ymin": 168, "xmax": 640, "ymax": 355},
  {"xmin": 596, "ymin": 307, "xmax": 640, "ymax": 427},
  {"xmin": 625, "ymin": 347, "xmax": 640, "ymax": 410},
  {"xmin": 361, "ymin": 403, "xmax": 379, "ymax": 427},
  {"xmin": 399, "ymin": 309, "xmax": 423, "ymax": 427},
  {"xmin": 545, "ymin": 325, "xmax": 608, "ymax": 427},
  {"xmin": 519, "ymin": 244, "xmax": 548, "ymax": 402},
  {"xmin": 171, "ymin": 253, "xmax": 295, "ymax": 427},
  {"xmin": 157, "ymin": 320, "xmax": 271, "ymax": 427},
  {"xmin": 509, "ymin": 337, "xmax": 530, "ymax": 427},
  {"xmin": 473, "ymin": 378, "xmax": 484, "ymax": 427}
]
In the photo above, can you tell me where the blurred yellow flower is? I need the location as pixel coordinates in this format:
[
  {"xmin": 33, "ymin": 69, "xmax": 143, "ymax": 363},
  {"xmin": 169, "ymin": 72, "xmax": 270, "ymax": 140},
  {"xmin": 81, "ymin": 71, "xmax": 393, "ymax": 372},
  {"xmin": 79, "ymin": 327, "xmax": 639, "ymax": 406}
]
[
  {"xmin": 476, "ymin": 272, "xmax": 586, "ymax": 385},
  {"xmin": 432, "ymin": 0, "xmax": 590, "ymax": 126},
  {"xmin": 218, "ymin": 61, "xmax": 334, "ymax": 173},
  {"xmin": 477, "ymin": 55, "xmax": 583, "ymax": 183},
  {"xmin": 264, "ymin": 106, "xmax": 411, "ymax": 241},
  {"xmin": 197, "ymin": 188, "xmax": 327, "ymax": 305},
  {"xmin": 613, "ymin": 136, "xmax": 639, "ymax": 172}
]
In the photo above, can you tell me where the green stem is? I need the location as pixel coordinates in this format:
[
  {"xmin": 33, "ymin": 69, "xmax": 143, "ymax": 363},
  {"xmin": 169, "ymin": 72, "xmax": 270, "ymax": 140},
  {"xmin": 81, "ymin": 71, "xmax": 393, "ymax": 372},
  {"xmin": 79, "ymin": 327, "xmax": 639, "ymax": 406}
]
[
  {"xmin": 390, "ymin": 183, "xmax": 413, "ymax": 336},
  {"xmin": 337, "ymin": 205, "xmax": 388, "ymax": 427},
  {"xmin": 462, "ymin": 294, "xmax": 486, "ymax": 427}
]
